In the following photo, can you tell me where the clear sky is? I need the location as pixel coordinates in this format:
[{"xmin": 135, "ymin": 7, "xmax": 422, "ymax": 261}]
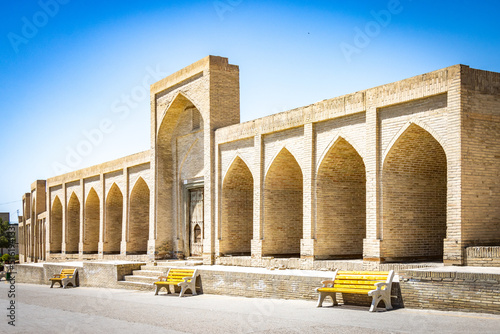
[{"xmin": 1, "ymin": 0, "xmax": 499, "ymax": 222}]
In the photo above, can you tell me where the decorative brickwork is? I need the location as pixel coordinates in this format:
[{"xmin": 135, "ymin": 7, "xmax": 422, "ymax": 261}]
[{"xmin": 465, "ymin": 247, "xmax": 500, "ymax": 267}]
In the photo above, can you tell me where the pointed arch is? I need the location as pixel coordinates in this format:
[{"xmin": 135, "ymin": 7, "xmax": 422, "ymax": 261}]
[
  {"xmin": 66, "ymin": 192, "xmax": 80, "ymax": 254},
  {"xmin": 83, "ymin": 188, "xmax": 100, "ymax": 253},
  {"xmin": 128, "ymin": 177, "xmax": 150, "ymax": 254},
  {"xmin": 265, "ymin": 146, "xmax": 303, "ymax": 178},
  {"xmin": 50, "ymin": 196, "xmax": 63, "ymax": 253},
  {"xmin": 263, "ymin": 147, "xmax": 303, "ymax": 257},
  {"xmin": 316, "ymin": 134, "xmax": 365, "ymax": 174},
  {"xmin": 315, "ymin": 137, "xmax": 366, "ymax": 259},
  {"xmin": 383, "ymin": 120, "xmax": 448, "ymax": 165},
  {"xmin": 157, "ymin": 92, "xmax": 203, "ymax": 257},
  {"xmin": 222, "ymin": 153, "xmax": 253, "ymax": 186},
  {"xmin": 104, "ymin": 183, "xmax": 123, "ymax": 254},
  {"xmin": 220, "ymin": 156, "xmax": 254, "ymax": 255},
  {"xmin": 382, "ymin": 123, "xmax": 447, "ymax": 261}
]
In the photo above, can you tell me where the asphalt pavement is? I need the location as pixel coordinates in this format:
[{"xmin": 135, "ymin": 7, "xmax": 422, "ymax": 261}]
[{"xmin": 1, "ymin": 282, "xmax": 500, "ymax": 333}]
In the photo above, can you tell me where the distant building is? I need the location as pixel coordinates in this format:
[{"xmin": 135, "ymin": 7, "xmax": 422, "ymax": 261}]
[{"xmin": 18, "ymin": 56, "xmax": 500, "ymax": 267}]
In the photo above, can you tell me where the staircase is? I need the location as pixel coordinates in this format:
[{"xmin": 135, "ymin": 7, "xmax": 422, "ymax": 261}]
[{"xmin": 117, "ymin": 259, "xmax": 203, "ymax": 291}]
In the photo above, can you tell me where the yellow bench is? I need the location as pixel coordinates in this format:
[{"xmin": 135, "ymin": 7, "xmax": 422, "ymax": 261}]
[
  {"xmin": 49, "ymin": 268, "xmax": 78, "ymax": 288},
  {"xmin": 316, "ymin": 270, "xmax": 395, "ymax": 312},
  {"xmin": 154, "ymin": 268, "xmax": 198, "ymax": 297}
]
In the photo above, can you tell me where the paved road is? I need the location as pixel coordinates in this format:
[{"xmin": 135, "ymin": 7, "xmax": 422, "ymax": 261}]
[{"xmin": 1, "ymin": 282, "xmax": 500, "ymax": 333}]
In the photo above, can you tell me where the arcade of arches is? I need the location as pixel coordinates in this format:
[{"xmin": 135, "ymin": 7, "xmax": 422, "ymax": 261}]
[{"xmin": 18, "ymin": 57, "xmax": 500, "ymax": 268}]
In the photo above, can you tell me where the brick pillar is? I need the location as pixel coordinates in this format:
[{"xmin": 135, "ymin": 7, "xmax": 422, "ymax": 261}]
[
  {"xmin": 79, "ymin": 179, "xmax": 84, "ymax": 256},
  {"xmin": 62, "ymin": 183, "xmax": 67, "ymax": 255},
  {"xmin": 301, "ymin": 122, "xmax": 316, "ymax": 259},
  {"xmin": 98, "ymin": 173, "xmax": 105, "ymax": 258},
  {"xmin": 251, "ymin": 134, "xmax": 264, "ymax": 259},
  {"xmin": 363, "ymin": 106, "xmax": 382, "ymax": 262},
  {"xmin": 443, "ymin": 67, "xmax": 464, "ymax": 265},
  {"xmin": 121, "ymin": 168, "xmax": 129, "ymax": 255}
]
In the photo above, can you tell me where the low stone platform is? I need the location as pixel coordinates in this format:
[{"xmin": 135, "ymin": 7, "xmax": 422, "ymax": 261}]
[{"xmin": 15, "ymin": 261, "xmax": 500, "ymax": 314}]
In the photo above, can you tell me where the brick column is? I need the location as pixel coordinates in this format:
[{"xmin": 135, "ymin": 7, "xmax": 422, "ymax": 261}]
[
  {"xmin": 98, "ymin": 173, "xmax": 105, "ymax": 258},
  {"xmin": 121, "ymin": 168, "xmax": 129, "ymax": 255},
  {"xmin": 443, "ymin": 67, "xmax": 464, "ymax": 265},
  {"xmin": 62, "ymin": 183, "xmax": 67, "ymax": 255},
  {"xmin": 251, "ymin": 134, "xmax": 264, "ymax": 260},
  {"xmin": 79, "ymin": 179, "xmax": 84, "ymax": 256},
  {"xmin": 363, "ymin": 105, "xmax": 382, "ymax": 262},
  {"xmin": 301, "ymin": 122, "xmax": 316, "ymax": 259}
]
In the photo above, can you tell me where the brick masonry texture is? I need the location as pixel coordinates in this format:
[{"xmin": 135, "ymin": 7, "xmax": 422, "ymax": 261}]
[
  {"xmin": 17, "ymin": 57, "xmax": 500, "ymax": 272},
  {"xmin": 400, "ymin": 270, "xmax": 500, "ymax": 315}
]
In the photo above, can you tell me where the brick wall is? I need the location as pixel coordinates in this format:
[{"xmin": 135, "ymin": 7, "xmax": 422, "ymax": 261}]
[
  {"xmin": 400, "ymin": 270, "xmax": 500, "ymax": 314},
  {"xmin": 461, "ymin": 68, "xmax": 500, "ymax": 246}
]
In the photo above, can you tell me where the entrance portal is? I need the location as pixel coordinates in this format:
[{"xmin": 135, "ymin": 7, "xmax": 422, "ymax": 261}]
[{"xmin": 189, "ymin": 188, "xmax": 204, "ymax": 257}]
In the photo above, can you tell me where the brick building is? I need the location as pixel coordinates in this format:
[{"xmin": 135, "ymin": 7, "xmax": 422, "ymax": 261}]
[{"xmin": 18, "ymin": 56, "xmax": 500, "ymax": 268}]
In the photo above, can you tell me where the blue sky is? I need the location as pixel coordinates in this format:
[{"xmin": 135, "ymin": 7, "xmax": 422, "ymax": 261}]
[{"xmin": 1, "ymin": 0, "xmax": 499, "ymax": 221}]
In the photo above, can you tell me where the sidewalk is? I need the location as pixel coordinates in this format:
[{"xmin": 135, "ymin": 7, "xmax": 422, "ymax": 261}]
[{"xmin": 1, "ymin": 282, "xmax": 500, "ymax": 333}]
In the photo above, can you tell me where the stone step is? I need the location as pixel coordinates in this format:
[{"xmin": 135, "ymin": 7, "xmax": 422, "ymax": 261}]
[
  {"xmin": 123, "ymin": 275, "xmax": 157, "ymax": 284},
  {"xmin": 132, "ymin": 270, "xmax": 164, "ymax": 278},
  {"xmin": 116, "ymin": 281, "xmax": 154, "ymax": 291},
  {"xmin": 140, "ymin": 265, "xmax": 171, "ymax": 272},
  {"xmin": 154, "ymin": 260, "xmax": 203, "ymax": 267}
]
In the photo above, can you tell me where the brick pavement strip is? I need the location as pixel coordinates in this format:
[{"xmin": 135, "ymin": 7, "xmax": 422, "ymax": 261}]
[{"xmin": 2, "ymin": 283, "xmax": 500, "ymax": 333}]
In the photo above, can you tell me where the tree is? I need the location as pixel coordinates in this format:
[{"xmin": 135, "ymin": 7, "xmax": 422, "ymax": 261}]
[{"xmin": 0, "ymin": 218, "xmax": 12, "ymax": 253}]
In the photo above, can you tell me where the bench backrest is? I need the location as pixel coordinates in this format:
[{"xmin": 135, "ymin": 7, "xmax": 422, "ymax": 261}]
[
  {"xmin": 332, "ymin": 270, "xmax": 394, "ymax": 291},
  {"xmin": 165, "ymin": 268, "xmax": 197, "ymax": 283},
  {"xmin": 60, "ymin": 268, "xmax": 77, "ymax": 278}
]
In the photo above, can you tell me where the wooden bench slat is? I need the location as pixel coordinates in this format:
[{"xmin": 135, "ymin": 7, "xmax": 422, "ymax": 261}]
[{"xmin": 318, "ymin": 287, "xmax": 373, "ymax": 294}]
